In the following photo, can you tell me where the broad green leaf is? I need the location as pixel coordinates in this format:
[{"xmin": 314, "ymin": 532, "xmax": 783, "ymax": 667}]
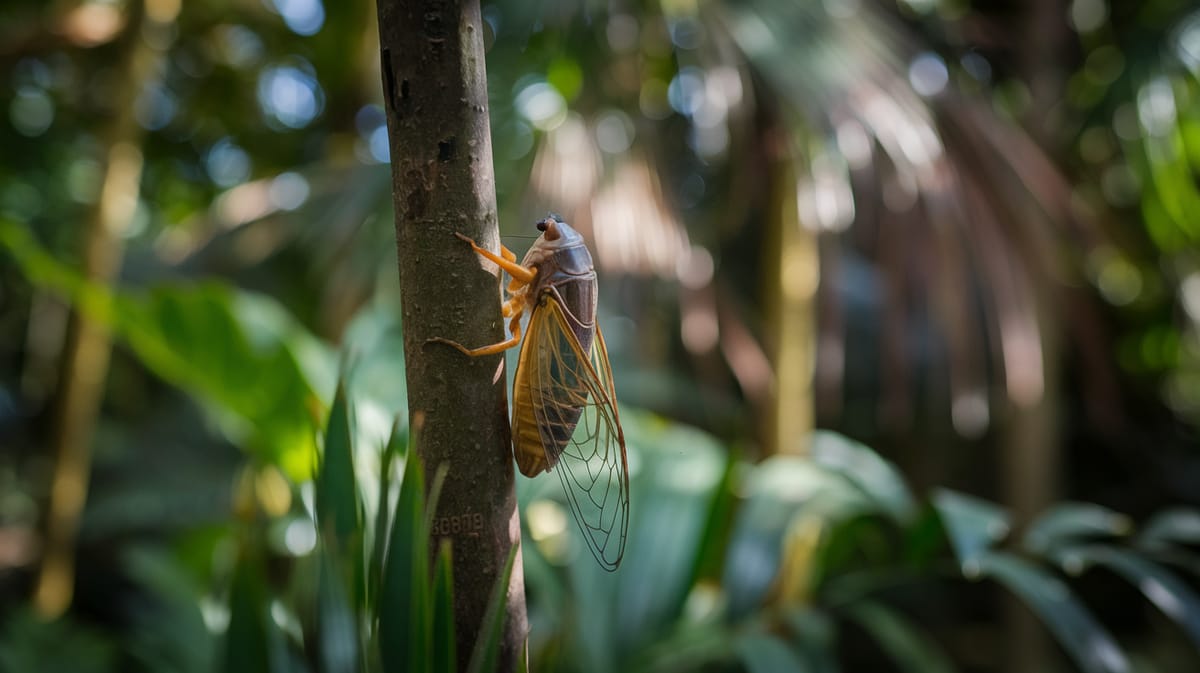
[
  {"xmin": 467, "ymin": 543, "xmax": 520, "ymax": 673},
  {"xmin": 431, "ymin": 540, "xmax": 457, "ymax": 673},
  {"xmin": 1056, "ymin": 545, "xmax": 1200, "ymax": 650},
  {"xmin": 811, "ymin": 431, "xmax": 916, "ymax": 523},
  {"xmin": 931, "ymin": 489, "xmax": 1010, "ymax": 567},
  {"xmin": 609, "ymin": 417, "xmax": 727, "ymax": 652},
  {"xmin": 378, "ymin": 446, "xmax": 429, "ymax": 673},
  {"xmin": 1023, "ymin": 503, "xmax": 1131, "ymax": 555},
  {"xmin": 844, "ymin": 602, "xmax": 955, "ymax": 673},
  {"xmin": 0, "ymin": 220, "xmax": 328, "ymax": 479},
  {"xmin": 723, "ymin": 456, "xmax": 865, "ymax": 618},
  {"xmin": 734, "ymin": 632, "xmax": 809, "ymax": 673},
  {"xmin": 977, "ymin": 551, "xmax": 1131, "ymax": 673}
]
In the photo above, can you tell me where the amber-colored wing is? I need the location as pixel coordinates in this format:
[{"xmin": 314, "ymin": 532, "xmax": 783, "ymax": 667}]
[{"xmin": 524, "ymin": 298, "xmax": 630, "ymax": 571}]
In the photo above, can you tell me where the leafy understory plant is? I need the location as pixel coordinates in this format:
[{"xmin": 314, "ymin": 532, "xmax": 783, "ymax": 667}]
[
  {"xmin": 220, "ymin": 383, "xmax": 517, "ymax": 673},
  {"xmin": 519, "ymin": 426, "xmax": 1200, "ymax": 673}
]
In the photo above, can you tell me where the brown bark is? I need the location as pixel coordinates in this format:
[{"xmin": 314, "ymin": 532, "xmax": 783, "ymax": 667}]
[{"xmin": 374, "ymin": 1, "xmax": 528, "ymax": 669}]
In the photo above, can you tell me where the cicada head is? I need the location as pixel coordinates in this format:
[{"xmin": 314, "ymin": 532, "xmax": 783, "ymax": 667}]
[{"xmin": 523, "ymin": 215, "xmax": 591, "ymax": 274}]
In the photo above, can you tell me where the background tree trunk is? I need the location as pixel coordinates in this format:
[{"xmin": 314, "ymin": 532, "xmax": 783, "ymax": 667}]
[
  {"xmin": 33, "ymin": 0, "xmax": 176, "ymax": 619},
  {"xmin": 374, "ymin": 0, "xmax": 528, "ymax": 669}
]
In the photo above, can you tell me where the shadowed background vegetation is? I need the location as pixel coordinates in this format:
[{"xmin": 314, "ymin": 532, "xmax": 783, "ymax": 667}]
[{"xmin": 2, "ymin": 0, "xmax": 1200, "ymax": 671}]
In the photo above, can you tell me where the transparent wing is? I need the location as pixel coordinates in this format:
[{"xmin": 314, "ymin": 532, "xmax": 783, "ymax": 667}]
[{"xmin": 525, "ymin": 299, "xmax": 629, "ymax": 571}]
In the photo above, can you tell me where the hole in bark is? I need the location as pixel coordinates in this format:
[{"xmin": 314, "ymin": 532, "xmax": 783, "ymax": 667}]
[
  {"xmin": 438, "ymin": 137, "xmax": 456, "ymax": 162},
  {"xmin": 401, "ymin": 79, "xmax": 409, "ymax": 100}
]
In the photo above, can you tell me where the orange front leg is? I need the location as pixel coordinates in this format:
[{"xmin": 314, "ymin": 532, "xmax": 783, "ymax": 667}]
[{"xmin": 453, "ymin": 232, "xmax": 536, "ymax": 286}]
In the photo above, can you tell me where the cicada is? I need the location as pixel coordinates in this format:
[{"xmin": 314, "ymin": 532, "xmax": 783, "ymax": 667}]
[{"xmin": 429, "ymin": 215, "xmax": 630, "ymax": 570}]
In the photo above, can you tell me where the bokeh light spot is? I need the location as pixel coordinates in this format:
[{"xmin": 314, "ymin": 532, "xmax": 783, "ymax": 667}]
[
  {"xmin": 206, "ymin": 138, "xmax": 251, "ymax": 187},
  {"xmin": 272, "ymin": 0, "xmax": 325, "ymax": 36},
  {"xmin": 257, "ymin": 64, "xmax": 324, "ymax": 129},
  {"xmin": 908, "ymin": 52, "xmax": 948, "ymax": 97},
  {"xmin": 10, "ymin": 87, "xmax": 54, "ymax": 137}
]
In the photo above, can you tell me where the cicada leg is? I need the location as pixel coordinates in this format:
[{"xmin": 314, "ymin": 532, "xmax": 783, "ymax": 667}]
[
  {"xmin": 426, "ymin": 232, "xmax": 535, "ymax": 356},
  {"xmin": 453, "ymin": 232, "xmax": 536, "ymax": 285},
  {"xmin": 428, "ymin": 313, "xmax": 523, "ymax": 356}
]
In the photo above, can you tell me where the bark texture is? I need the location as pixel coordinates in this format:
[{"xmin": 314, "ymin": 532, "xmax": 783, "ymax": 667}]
[{"xmin": 374, "ymin": 1, "xmax": 527, "ymax": 669}]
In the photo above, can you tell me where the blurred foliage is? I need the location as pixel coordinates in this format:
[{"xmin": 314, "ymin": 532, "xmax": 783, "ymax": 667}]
[{"xmin": 3, "ymin": 0, "xmax": 1200, "ymax": 672}]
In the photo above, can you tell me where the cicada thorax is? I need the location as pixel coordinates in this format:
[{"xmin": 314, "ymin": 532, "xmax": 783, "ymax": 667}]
[{"xmin": 512, "ymin": 241, "xmax": 598, "ymax": 477}]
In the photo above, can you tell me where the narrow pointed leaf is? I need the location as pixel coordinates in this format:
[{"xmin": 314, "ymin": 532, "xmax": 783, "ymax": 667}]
[
  {"xmin": 431, "ymin": 540, "xmax": 457, "ymax": 673},
  {"xmin": 844, "ymin": 602, "xmax": 955, "ymax": 673},
  {"xmin": 977, "ymin": 551, "xmax": 1131, "ymax": 673},
  {"xmin": 1057, "ymin": 545, "xmax": 1200, "ymax": 650},
  {"xmin": 1023, "ymin": 503, "xmax": 1131, "ymax": 555},
  {"xmin": 223, "ymin": 549, "xmax": 272, "ymax": 673},
  {"xmin": 378, "ymin": 447, "xmax": 429, "ymax": 673},
  {"xmin": 467, "ymin": 543, "xmax": 520, "ymax": 673},
  {"xmin": 317, "ymin": 545, "xmax": 360, "ymax": 673},
  {"xmin": 734, "ymin": 633, "xmax": 809, "ymax": 673},
  {"xmin": 316, "ymin": 382, "xmax": 361, "ymax": 548},
  {"xmin": 931, "ymin": 489, "xmax": 1010, "ymax": 566},
  {"xmin": 369, "ymin": 421, "xmax": 404, "ymax": 611}
]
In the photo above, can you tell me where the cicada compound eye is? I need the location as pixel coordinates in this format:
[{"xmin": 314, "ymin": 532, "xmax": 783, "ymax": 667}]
[{"xmin": 537, "ymin": 216, "xmax": 561, "ymax": 241}]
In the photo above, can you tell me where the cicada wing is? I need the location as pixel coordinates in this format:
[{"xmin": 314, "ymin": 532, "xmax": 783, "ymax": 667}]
[{"xmin": 525, "ymin": 299, "xmax": 630, "ymax": 571}]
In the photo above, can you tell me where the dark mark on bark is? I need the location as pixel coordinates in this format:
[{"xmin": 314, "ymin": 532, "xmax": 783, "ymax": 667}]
[
  {"xmin": 424, "ymin": 4, "xmax": 448, "ymax": 42},
  {"xmin": 438, "ymin": 137, "xmax": 456, "ymax": 162},
  {"xmin": 401, "ymin": 79, "xmax": 409, "ymax": 100},
  {"xmin": 405, "ymin": 169, "xmax": 427, "ymax": 217},
  {"xmin": 381, "ymin": 48, "xmax": 395, "ymax": 110}
]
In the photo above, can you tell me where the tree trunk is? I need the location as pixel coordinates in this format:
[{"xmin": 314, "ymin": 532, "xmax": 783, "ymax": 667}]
[
  {"xmin": 374, "ymin": 1, "xmax": 528, "ymax": 669},
  {"xmin": 33, "ymin": 0, "xmax": 175, "ymax": 619},
  {"xmin": 764, "ymin": 154, "xmax": 818, "ymax": 457}
]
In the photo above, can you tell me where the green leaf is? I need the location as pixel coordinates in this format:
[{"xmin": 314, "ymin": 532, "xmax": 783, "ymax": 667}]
[
  {"xmin": 844, "ymin": 602, "xmax": 955, "ymax": 673},
  {"xmin": 811, "ymin": 431, "xmax": 916, "ymax": 523},
  {"xmin": 1023, "ymin": 503, "xmax": 1131, "ymax": 555},
  {"xmin": 1056, "ymin": 545, "xmax": 1200, "ymax": 650},
  {"xmin": 0, "ymin": 220, "xmax": 329, "ymax": 479},
  {"xmin": 378, "ymin": 446, "xmax": 429, "ymax": 673},
  {"xmin": 223, "ymin": 548, "xmax": 273, "ymax": 673},
  {"xmin": 316, "ymin": 381, "xmax": 361, "ymax": 548},
  {"xmin": 722, "ymin": 456, "xmax": 866, "ymax": 618},
  {"xmin": 976, "ymin": 551, "xmax": 1131, "ymax": 673},
  {"xmin": 467, "ymin": 543, "xmax": 520, "ymax": 673},
  {"xmin": 316, "ymin": 545, "xmax": 360, "ymax": 673},
  {"xmin": 0, "ymin": 610, "xmax": 117, "ymax": 673},
  {"xmin": 431, "ymin": 540, "xmax": 457, "ymax": 673},
  {"xmin": 1139, "ymin": 508, "xmax": 1200, "ymax": 550},
  {"xmin": 782, "ymin": 608, "xmax": 838, "ymax": 673},
  {"xmin": 931, "ymin": 490, "xmax": 1010, "ymax": 567},
  {"xmin": 369, "ymin": 420, "xmax": 405, "ymax": 613},
  {"xmin": 734, "ymin": 633, "xmax": 809, "ymax": 673}
]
